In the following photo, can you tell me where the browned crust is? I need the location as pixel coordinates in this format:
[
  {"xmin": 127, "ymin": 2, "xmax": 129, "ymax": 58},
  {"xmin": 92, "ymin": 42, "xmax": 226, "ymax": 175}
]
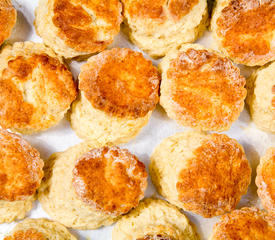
[
  {"xmin": 176, "ymin": 134, "xmax": 251, "ymax": 217},
  {"xmin": 216, "ymin": 0, "xmax": 275, "ymax": 65},
  {"xmin": 165, "ymin": 48, "xmax": 246, "ymax": 131},
  {"xmin": 79, "ymin": 48, "xmax": 160, "ymax": 118},
  {"xmin": 72, "ymin": 146, "xmax": 147, "ymax": 215},
  {"xmin": 0, "ymin": 0, "xmax": 16, "ymax": 45},
  {"xmin": 4, "ymin": 229, "xmax": 46, "ymax": 240},
  {"xmin": 0, "ymin": 129, "xmax": 44, "ymax": 201},
  {"xmin": 137, "ymin": 235, "xmax": 174, "ymax": 240},
  {"xmin": 52, "ymin": 0, "xmax": 122, "ymax": 53},
  {"xmin": 211, "ymin": 207, "xmax": 275, "ymax": 239}
]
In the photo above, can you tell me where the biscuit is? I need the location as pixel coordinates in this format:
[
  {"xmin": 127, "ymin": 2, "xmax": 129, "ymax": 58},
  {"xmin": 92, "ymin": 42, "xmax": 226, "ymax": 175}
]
[
  {"xmin": 256, "ymin": 148, "xmax": 275, "ymax": 217},
  {"xmin": 211, "ymin": 0, "xmax": 275, "ymax": 66},
  {"xmin": 159, "ymin": 44, "xmax": 246, "ymax": 132},
  {"xmin": 0, "ymin": 129, "xmax": 44, "ymax": 223},
  {"xmin": 246, "ymin": 61, "xmax": 275, "ymax": 133},
  {"xmin": 112, "ymin": 198, "xmax": 199, "ymax": 240},
  {"xmin": 210, "ymin": 207, "xmax": 275, "ymax": 239},
  {"xmin": 150, "ymin": 131, "xmax": 251, "ymax": 218},
  {"xmin": 3, "ymin": 218, "xmax": 76, "ymax": 240},
  {"xmin": 70, "ymin": 48, "xmax": 160, "ymax": 144},
  {"xmin": 0, "ymin": 41, "xmax": 77, "ymax": 134},
  {"xmin": 38, "ymin": 142, "xmax": 147, "ymax": 229},
  {"xmin": 35, "ymin": 0, "xmax": 122, "ymax": 59},
  {"xmin": 0, "ymin": 0, "xmax": 16, "ymax": 46},
  {"xmin": 122, "ymin": 0, "xmax": 208, "ymax": 58}
]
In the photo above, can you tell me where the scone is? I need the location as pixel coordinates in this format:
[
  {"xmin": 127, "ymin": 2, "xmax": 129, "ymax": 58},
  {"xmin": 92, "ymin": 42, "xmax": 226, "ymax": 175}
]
[
  {"xmin": 112, "ymin": 198, "xmax": 199, "ymax": 240},
  {"xmin": 0, "ymin": 0, "xmax": 16, "ymax": 46},
  {"xmin": 121, "ymin": 0, "xmax": 208, "ymax": 58},
  {"xmin": 0, "ymin": 129, "xmax": 44, "ymax": 223},
  {"xmin": 3, "ymin": 218, "xmax": 76, "ymax": 240},
  {"xmin": 210, "ymin": 207, "xmax": 275, "ymax": 239},
  {"xmin": 0, "ymin": 41, "xmax": 77, "ymax": 134},
  {"xmin": 159, "ymin": 44, "xmax": 246, "ymax": 132},
  {"xmin": 35, "ymin": 0, "xmax": 122, "ymax": 59},
  {"xmin": 150, "ymin": 131, "xmax": 251, "ymax": 218},
  {"xmin": 38, "ymin": 143, "xmax": 147, "ymax": 229},
  {"xmin": 70, "ymin": 48, "xmax": 160, "ymax": 144},
  {"xmin": 256, "ymin": 148, "xmax": 275, "ymax": 217},
  {"xmin": 211, "ymin": 0, "xmax": 275, "ymax": 66},
  {"xmin": 246, "ymin": 61, "xmax": 275, "ymax": 133}
]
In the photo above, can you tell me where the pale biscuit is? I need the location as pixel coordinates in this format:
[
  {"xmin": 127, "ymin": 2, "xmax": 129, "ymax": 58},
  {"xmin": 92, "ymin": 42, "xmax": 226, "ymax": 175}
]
[
  {"xmin": 38, "ymin": 142, "xmax": 147, "ymax": 229},
  {"xmin": 0, "ymin": 129, "xmax": 44, "ymax": 223},
  {"xmin": 211, "ymin": 0, "xmax": 275, "ymax": 66},
  {"xmin": 256, "ymin": 147, "xmax": 275, "ymax": 217},
  {"xmin": 35, "ymin": 0, "xmax": 122, "ymax": 59},
  {"xmin": 246, "ymin": 61, "xmax": 275, "ymax": 132},
  {"xmin": 4, "ymin": 218, "xmax": 76, "ymax": 240},
  {"xmin": 0, "ymin": 0, "xmax": 16, "ymax": 46},
  {"xmin": 70, "ymin": 48, "xmax": 160, "ymax": 144},
  {"xmin": 150, "ymin": 131, "xmax": 251, "ymax": 218},
  {"xmin": 112, "ymin": 198, "xmax": 199, "ymax": 240},
  {"xmin": 0, "ymin": 41, "xmax": 77, "ymax": 134},
  {"xmin": 159, "ymin": 44, "xmax": 246, "ymax": 132},
  {"xmin": 122, "ymin": 0, "xmax": 208, "ymax": 58},
  {"xmin": 210, "ymin": 207, "xmax": 275, "ymax": 239}
]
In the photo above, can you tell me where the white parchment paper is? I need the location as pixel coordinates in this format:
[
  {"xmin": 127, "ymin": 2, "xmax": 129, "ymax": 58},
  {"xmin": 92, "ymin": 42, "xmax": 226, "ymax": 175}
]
[{"xmin": 0, "ymin": 1, "xmax": 274, "ymax": 239}]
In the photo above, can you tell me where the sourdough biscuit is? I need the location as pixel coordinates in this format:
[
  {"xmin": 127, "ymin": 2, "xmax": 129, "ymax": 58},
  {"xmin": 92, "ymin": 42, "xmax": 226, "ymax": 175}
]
[
  {"xmin": 159, "ymin": 44, "xmax": 246, "ymax": 132},
  {"xmin": 210, "ymin": 208, "xmax": 275, "ymax": 239},
  {"xmin": 112, "ymin": 198, "xmax": 198, "ymax": 240},
  {"xmin": 256, "ymin": 148, "xmax": 275, "ymax": 217},
  {"xmin": 70, "ymin": 48, "xmax": 160, "ymax": 144},
  {"xmin": 122, "ymin": 0, "xmax": 208, "ymax": 58},
  {"xmin": 150, "ymin": 131, "xmax": 251, "ymax": 218},
  {"xmin": 0, "ymin": 42, "xmax": 77, "ymax": 134},
  {"xmin": 35, "ymin": 0, "xmax": 122, "ymax": 59},
  {"xmin": 0, "ymin": 129, "xmax": 44, "ymax": 223},
  {"xmin": 4, "ymin": 218, "xmax": 76, "ymax": 240},
  {"xmin": 211, "ymin": 0, "xmax": 275, "ymax": 66},
  {"xmin": 246, "ymin": 61, "xmax": 275, "ymax": 132},
  {"xmin": 38, "ymin": 142, "xmax": 147, "ymax": 229},
  {"xmin": 0, "ymin": 0, "xmax": 16, "ymax": 46}
]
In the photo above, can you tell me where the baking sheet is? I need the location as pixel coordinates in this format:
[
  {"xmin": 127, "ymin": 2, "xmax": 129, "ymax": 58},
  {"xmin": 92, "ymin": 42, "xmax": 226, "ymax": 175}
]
[{"xmin": 0, "ymin": 0, "xmax": 274, "ymax": 239}]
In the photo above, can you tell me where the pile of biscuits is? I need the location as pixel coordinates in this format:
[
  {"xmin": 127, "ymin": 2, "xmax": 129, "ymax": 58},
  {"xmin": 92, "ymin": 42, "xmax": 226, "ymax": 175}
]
[{"xmin": 0, "ymin": 0, "xmax": 274, "ymax": 239}]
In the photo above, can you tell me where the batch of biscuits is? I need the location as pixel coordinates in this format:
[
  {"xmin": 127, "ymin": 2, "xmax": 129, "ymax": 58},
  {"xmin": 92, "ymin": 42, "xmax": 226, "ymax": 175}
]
[{"xmin": 0, "ymin": 0, "xmax": 274, "ymax": 239}]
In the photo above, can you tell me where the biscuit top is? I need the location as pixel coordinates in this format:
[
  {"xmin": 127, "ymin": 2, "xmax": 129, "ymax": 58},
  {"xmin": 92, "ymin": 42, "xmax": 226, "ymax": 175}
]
[
  {"xmin": 79, "ymin": 48, "xmax": 160, "ymax": 118},
  {"xmin": 0, "ymin": 0, "xmax": 16, "ymax": 45},
  {"xmin": 4, "ymin": 229, "xmax": 46, "ymax": 240},
  {"xmin": 0, "ymin": 50, "xmax": 77, "ymax": 131},
  {"xmin": 176, "ymin": 134, "xmax": 251, "ymax": 217},
  {"xmin": 211, "ymin": 208, "xmax": 275, "ymax": 239},
  {"xmin": 216, "ymin": 0, "xmax": 275, "ymax": 65},
  {"xmin": 72, "ymin": 146, "xmax": 147, "ymax": 215},
  {"xmin": 137, "ymin": 235, "xmax": 174, "ymax": 240},
  {"xmin": 165, "ymin": 48, "xmax": 246, "ymax": 130},
  {"xmin": 0, "ymin": 129, "xmax": 44, "ymax": 201},
  {"xmin": 123, "ymin": 0, "xmax": 199, "ymax": 22},
  {"xmin": 52, "ymin": 0, "xmax": 122, "ymax": 53},
  {"xmin": 272, "ymin": 84, "xmax": 275, "ymax": 108}
]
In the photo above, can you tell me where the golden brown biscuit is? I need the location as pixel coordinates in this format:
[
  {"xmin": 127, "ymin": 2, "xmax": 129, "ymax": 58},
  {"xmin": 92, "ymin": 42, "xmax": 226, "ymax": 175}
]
[
  {"xmin": 0, "ymin": 129, "xmax": 44, "ymax": 223},
  {"xmin": 112, "ymin": 198, "xmax": 199, "ymax": 240},
  {"xmin": 246, "ymin": 61, "xmax": 275, "ymax": 133},
  {"xmin": 159, "ymin": 44, "xmax": 246, "ymax": 132},
  {"xmin": 210, "ymin": 207, "xmax": 275, "ymax": 239},
  {"xmin": 0, "ymin": 0, "xmax": 16, "ymax": 46},
  {"xmin": 122, "ymin": 0, "xmax": 208, "ymax": 58},
  {"xmin": 35, "ymin": 0, "xmax": 122, "ymax": 59},
  {"xmin": 256, "ymin": 148, "xmax": 275, "ymax": 217},
  {"xmin": 211, "ymin": 0, "xmax": 275, "ymax": 66},
  {"xmin": 4, "ymin": 218, "xmax": 76, "ymax": 240},
  {"xmin": 150, "ymin": 131, "xmax": 251, "ymax": 218},
  {"xmin": 0, "ymin": 42, "xmax": 77, "ymax": 134},
  {"xmin": 39, "ymin": 142, "xmax": 147, "ymax": 229},
  {"xmin": 70, "ymin": 48, "xmax": 160, "ymax": 144}
]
